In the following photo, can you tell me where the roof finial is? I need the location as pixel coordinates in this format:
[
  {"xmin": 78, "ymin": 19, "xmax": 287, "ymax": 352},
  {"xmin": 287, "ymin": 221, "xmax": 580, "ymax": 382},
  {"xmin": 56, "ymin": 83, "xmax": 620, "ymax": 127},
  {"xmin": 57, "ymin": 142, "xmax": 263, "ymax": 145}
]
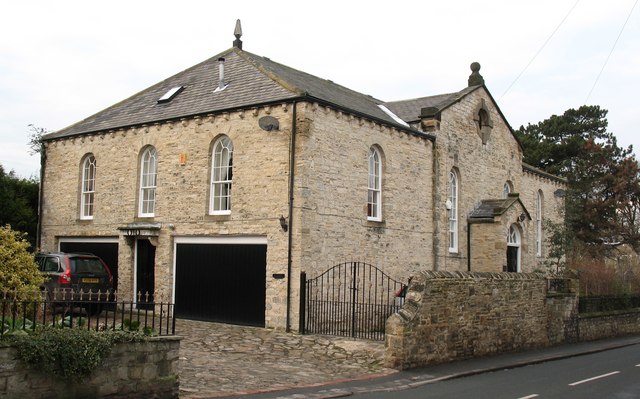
[
  {"xmin": 468, "ymin": 62, "xmax": 484, "ymax": 86},
  {"xmin": 233, "ymin": 19, "xmax": 243, "ymax": 49}
]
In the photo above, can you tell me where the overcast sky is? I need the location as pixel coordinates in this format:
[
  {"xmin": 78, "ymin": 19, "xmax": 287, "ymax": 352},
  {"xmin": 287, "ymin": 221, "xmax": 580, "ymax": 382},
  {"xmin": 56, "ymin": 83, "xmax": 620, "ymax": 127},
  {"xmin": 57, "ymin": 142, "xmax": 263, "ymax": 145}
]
[{"xmin": 1, "ymin": 0, "xmax": 638, "ymax": 178}]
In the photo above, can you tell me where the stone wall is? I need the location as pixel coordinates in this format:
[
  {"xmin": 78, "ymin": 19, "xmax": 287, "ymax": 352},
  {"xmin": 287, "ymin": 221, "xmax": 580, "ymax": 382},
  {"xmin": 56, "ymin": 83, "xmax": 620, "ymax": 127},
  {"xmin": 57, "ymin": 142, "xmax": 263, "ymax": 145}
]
[
  {"xmin": 578, "ymin": 311, "xmax": 640, "ymax": 342},
  {"xmin": 385, "ymin": 271, "xmax": 553, "ymax": 369},
  {"xmin": 0, "ymin": 336, "xmax": 180, "ymax": 399},
  {"xmin": 295, "ymin": 104, "xmax": 434, "ymax": 282}
]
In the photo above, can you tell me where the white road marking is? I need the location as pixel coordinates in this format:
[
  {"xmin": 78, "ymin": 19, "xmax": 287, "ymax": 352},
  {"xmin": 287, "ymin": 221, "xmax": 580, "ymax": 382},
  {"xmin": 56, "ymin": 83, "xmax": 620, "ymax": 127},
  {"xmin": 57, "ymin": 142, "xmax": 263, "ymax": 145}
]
[
  {"xmin": 569, "ymin": 371, "xmax": 620, "ymax": 386},
  {"xmin": 517, "ymin": 395, "xmax": 539, "ymax": 399}
]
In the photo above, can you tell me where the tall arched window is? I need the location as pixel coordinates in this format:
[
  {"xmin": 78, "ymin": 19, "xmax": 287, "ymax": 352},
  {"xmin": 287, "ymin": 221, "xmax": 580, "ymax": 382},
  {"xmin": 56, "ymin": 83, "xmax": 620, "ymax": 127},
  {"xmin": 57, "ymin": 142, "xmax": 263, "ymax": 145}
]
[
  {"xmin": 448, "ymin": 169, "xmax": 459, "ymax": 253},
  {"xmin": 536, "ymin": 190, "xmax": 543, "ymax": 256},
  {"xmin": 367, "ymin": 147, "xmax": 382, "ymax": 221},
  {"xmin": 139, "ymin": 146, "xmax": 158, "ymax": 217},
  {"xmin": 210, "ymin": 136, "xmax": 233, "ymax": 214},
  {"xmin": 80, "ymin": 154, "xmax": 96, "ymax": 220}
]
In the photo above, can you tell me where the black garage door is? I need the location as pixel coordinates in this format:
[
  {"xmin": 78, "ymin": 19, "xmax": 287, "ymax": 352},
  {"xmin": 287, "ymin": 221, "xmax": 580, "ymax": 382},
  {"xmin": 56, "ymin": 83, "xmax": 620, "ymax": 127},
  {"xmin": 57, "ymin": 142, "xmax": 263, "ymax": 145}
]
[
  {"xmin": 175, "ymin": 243, "xmax": 266, "ymax": 327},
  {"xmin": 59, "ymin": 241, "xmax": 119, "ymax": 291}
]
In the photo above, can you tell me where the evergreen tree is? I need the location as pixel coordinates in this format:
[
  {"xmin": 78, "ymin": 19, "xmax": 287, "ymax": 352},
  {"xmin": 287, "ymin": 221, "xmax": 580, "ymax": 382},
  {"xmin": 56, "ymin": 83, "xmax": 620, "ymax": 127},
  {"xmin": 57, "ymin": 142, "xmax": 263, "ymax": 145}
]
[
  {"xmin": 0, "ymin": 165, "xmax": 39, "ymax": 248},
  {"xmin": 515, "ymin": 105, "xmax": 640, "ymax": 254}
]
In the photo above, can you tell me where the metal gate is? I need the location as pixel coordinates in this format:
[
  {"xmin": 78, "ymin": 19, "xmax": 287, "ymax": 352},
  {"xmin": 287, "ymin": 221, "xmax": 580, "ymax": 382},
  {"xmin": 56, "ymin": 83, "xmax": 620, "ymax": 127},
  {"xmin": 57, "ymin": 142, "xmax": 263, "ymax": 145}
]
[{"xmin": 300, "ymin": 262, "xmax": 406, "ymax": 340}]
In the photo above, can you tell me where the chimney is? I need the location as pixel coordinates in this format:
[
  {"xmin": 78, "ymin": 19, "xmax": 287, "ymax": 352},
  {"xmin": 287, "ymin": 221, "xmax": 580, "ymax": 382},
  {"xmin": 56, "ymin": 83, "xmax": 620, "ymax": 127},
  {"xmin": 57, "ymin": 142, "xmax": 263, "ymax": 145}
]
[
  {"xmin": 468, "ymin": 62, "xmax": 485, "ymax": 87},
  {"xmin": 216, "ymin": 57, "xmax": 227, "ymax": 92}
]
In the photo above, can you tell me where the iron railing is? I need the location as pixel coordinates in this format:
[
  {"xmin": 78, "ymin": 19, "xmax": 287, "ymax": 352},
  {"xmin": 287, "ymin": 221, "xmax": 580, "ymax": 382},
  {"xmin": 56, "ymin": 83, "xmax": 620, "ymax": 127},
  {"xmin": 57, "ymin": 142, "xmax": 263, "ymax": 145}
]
[
  {"xmin": 578, "ymin": 296, "xmax": 640, "ymax": 313},
  {"xmin": 0, "ymin": 289, "xmax": 175, "ymax": 337},
  {"xmin": 547, "ymin": 278, "xmax": 571, "ymax": 294},
  {"xmin": 300, "ymin": 262, "xmax": 406, "ymax": 341}
]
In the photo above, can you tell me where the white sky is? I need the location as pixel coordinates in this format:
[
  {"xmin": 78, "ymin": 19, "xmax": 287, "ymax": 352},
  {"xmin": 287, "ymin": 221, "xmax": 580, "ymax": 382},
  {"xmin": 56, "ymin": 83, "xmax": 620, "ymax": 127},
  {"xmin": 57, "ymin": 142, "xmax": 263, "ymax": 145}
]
[{"xmin": 1, "ymin": 0, "xmax": 638, "ymax": 178}]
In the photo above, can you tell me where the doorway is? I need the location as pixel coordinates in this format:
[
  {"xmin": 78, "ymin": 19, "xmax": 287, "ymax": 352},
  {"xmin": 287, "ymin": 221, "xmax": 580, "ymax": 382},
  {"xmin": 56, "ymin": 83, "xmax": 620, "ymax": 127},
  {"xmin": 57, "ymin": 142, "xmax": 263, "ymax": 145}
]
[
  {"xmin": 506, "ymin": 224, "xmax": 520, "ymax": 272},
  {"xmin": 135, "ymin": 238, "xmax": 155, "ymax": 308}
]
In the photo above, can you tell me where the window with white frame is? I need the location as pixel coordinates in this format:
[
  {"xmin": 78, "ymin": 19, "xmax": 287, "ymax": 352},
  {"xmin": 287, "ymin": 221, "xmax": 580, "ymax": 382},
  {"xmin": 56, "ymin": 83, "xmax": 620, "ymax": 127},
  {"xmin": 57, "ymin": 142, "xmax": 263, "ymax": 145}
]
[
  {"xmin": 210, "ymin": 136, "xmax": 233, "ymax": 214},
  {"xmin": 139, "ymin": 146, "xmax": 157, "ymax": 217},
  {"xmin": 448, "ymin": 169, "xmax": 459, "ymax": 252},
  {"xmin": 80, "ymin": 155, "xmax": 96, "ymax": 220},
  {"xmin": 367, "ymin": 147, "xmax": 382, "ymax": 221},
  {"xmin": 536, "ymin": 190, "xmax": 543, "ymax": 256}
]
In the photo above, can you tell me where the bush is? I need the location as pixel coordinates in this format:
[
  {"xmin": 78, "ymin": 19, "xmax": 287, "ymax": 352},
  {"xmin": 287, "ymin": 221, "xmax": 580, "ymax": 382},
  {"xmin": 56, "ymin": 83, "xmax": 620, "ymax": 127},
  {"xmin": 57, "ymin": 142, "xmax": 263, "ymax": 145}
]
[
  {"xmin": 0, "ymin": 225, "xmax": 44, "ymax": 299},
  {"xmin": 9, "ymin": 325, "xmax": 145, "ymax": 380}
]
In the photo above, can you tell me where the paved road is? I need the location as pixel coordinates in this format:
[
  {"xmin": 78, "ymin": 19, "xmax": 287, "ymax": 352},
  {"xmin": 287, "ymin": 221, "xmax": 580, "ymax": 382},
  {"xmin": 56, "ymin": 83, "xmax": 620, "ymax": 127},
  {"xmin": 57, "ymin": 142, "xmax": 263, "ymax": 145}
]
[
  {"xmin": 176, "ymin": 319, "xmax": 393, "ymax": 398},
  {"xmin": 358, "ymin": 344, "xmax": 640, "ymax": 398}
]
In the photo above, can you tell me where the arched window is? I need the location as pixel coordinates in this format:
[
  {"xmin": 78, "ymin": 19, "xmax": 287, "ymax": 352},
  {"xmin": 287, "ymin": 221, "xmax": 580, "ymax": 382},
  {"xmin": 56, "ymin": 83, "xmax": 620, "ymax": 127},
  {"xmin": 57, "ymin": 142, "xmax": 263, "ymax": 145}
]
[
  {"xmin": 536, "ymin": 190, "xmax": 543, "ymax": 257},
  {"xmin": 80, "ymin": 155, "xmax": 96, "ymax": 220},
  {"xmin": 210, "ymin": 136, "xmax": 233, "ymax": 214},
  {"xmin": 367, "ymin": 147, "xmax": 382, "ymax": 221},
  {"xmin": 503, "ymin": 181, "xmax": 513, "ymax": 198},
  {"xmin": 139, "ymin": 146, "xmax": 158, "ymax": 217},
  {"xmin": 448, "ymin": 169, "xmax": 459, "ymax": 253},
  {"xmin": 507, "ymin": 224, "xmax": 521, "ymax": 272}
]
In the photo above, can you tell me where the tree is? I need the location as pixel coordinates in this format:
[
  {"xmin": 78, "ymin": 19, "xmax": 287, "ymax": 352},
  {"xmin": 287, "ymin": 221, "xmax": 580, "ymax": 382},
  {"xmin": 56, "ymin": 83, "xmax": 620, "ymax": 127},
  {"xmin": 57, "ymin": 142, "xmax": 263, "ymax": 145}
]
[
  {"xmin": 516, "ymin": 105, "xmax": 611, "ymax": 177},
  {"xmin": 0, "ymin": 165, "xmax": 39, "ymax": 248},
  {"xmin": 515, "ymin": 105, "xmax": 640, "ymax": 254},
  {"xmin": 0, "ymin": 225, "xmax": 44, "ymax": 298},
  {"xmin": 27, "ymin": 124, "xmax": 48, "ymax": 156}
]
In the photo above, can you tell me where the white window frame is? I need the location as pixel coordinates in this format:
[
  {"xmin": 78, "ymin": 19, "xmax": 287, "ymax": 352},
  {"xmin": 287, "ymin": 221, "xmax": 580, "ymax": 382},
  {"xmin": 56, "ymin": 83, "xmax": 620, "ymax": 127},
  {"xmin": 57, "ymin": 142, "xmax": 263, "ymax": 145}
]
[
  {"xmin": 80, "ymin": 155, "xmax": 96, "ymax": 220},
  {"xmin": 210, "ymin": 136, "xmax": 233, "ymax": 215},
  {"xmin": 448, "ymin": 169, "xmax": 459, "ymax": 253},
  {"xmin": 139, "ymin": 147, "xmax": 157, "ymax": 217},
  {"xmin": 536, "ymin": 191, "xmax": 543, "ymax": 257},
  {"xmin": 367, "ymin": 147, "xmax": 382, "ymax": 221}
]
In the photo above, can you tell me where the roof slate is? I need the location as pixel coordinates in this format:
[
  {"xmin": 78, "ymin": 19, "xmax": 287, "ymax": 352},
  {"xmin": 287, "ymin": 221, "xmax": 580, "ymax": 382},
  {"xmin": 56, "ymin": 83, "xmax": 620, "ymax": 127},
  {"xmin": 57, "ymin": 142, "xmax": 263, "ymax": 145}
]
[
  {"xmin": 468, "ymin": 195, "xmax": 532, "ymax": 220},
  {"xmin": 383, "ymin": 86, "xmax": 479, "ymax": 123},
  {"xmin": 45, "ymin": 47, "xmax": 413, "ymax": 140}
]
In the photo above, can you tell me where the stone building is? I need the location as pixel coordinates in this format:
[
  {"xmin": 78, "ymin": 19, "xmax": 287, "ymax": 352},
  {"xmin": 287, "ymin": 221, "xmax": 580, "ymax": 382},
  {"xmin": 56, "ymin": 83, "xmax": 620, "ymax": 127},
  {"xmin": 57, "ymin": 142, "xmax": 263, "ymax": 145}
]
[{"xmin": 39, "ymin": 22, "xmax": 565, "ymax": 330}]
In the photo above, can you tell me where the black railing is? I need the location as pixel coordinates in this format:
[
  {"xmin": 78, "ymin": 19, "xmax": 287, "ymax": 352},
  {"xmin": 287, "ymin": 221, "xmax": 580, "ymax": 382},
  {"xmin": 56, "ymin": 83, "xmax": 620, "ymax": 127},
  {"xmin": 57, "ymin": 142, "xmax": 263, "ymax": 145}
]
[
  {"xmin": 578, "ymin": 296, "xmax": 640, "ymax": 313},
  {"xmin": 0, "ymin": 289, "xmax": 175, "ymax": 337},
  {"xmin": 301, "ymin": 262, "xmax": 406, "ymax": 341},
  {"xmin": 547, "ymin": 278, "xmax": 571, "ymax": 294}
]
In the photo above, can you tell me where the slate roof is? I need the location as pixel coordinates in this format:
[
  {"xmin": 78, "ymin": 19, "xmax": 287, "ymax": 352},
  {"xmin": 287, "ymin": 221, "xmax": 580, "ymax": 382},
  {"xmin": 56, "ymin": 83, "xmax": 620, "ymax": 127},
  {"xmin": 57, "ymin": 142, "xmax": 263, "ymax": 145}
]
[
  {"xmin": 383, "ymin": 86, "xmax": 480, "ymax": 123},
  {"xmin": 45, "ymin": 47, "xmax": 421, "ymax": 141},
  {"xmin": 469, "ymin": 195, "xmax": 531, "ymax": 220}
]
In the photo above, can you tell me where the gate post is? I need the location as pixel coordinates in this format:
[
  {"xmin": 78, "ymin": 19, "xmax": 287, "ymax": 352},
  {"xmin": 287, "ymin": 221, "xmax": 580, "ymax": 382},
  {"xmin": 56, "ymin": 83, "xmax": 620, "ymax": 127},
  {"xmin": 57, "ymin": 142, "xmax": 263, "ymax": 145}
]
[{"xmin": 299, "ymin": 272, "xmax": 306, "ymax": 334}]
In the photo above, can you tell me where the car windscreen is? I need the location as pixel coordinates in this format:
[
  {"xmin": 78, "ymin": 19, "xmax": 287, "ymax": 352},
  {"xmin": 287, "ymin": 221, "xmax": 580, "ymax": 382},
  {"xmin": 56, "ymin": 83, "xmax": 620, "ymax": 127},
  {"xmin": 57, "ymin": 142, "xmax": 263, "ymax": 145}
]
[{"xmin": 70, "ymin": 258, "xmax": 107, "ymax": 275}]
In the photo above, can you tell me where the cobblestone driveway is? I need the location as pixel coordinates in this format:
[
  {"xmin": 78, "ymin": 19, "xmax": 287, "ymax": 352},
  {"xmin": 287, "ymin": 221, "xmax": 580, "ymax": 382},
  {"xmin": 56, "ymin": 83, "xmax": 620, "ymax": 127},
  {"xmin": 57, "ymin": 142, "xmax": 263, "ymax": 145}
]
[{"xmin": 176, "ymin": 319, "xmax": 393, "ymax": 398}]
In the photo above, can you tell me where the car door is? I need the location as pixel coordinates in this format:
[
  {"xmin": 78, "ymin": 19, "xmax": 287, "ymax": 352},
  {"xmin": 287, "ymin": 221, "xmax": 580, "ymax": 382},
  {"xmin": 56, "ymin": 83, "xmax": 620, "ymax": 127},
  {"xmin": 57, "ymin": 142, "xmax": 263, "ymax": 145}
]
[{"xmin": 39, "ymin": 255, "xmax": 62, "ymax": 295}]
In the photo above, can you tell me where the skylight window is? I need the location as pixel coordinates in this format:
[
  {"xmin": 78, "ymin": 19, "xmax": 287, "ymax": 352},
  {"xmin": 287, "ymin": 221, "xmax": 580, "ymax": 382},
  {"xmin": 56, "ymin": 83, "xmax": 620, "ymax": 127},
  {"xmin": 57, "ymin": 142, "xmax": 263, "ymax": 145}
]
[
  {"xmin": 157, "ymin": 86, "xmax": 184, "ymax": 103},
  {"xmin": 377, "ymin": 105, "xmax": 409, "ymax": 127}
]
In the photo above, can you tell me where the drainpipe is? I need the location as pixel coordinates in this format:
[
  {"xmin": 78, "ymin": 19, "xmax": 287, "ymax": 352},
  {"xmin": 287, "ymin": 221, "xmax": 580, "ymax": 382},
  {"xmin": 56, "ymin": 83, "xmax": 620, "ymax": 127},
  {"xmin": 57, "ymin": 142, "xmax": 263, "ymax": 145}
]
[
  {"xmin": 467, "ymin": 220, "xmax": 471, "ymax": 272},
  {"xmin": 36, "ymin": 144, "xmax": 46, "ymax": 250},
  {"xmin": 285, "ymin": 101, "xmax": 297, "ymax": 332}
]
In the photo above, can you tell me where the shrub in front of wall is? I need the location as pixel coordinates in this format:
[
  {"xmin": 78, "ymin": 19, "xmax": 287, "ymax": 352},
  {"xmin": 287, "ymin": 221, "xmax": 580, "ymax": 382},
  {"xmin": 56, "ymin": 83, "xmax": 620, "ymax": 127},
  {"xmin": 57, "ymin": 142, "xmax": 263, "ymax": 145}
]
[{"xmin": 9, "ymin": 326, "xmax": 145, "ymax": 380}]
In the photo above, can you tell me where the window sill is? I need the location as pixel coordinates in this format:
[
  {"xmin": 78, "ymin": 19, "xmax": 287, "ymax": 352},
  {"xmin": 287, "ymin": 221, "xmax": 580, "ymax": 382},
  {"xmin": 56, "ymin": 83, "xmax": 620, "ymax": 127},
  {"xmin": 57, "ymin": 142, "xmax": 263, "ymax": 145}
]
[
  {"xmin": 205, "ymin": 214, "xmax": 231, "ymax": 222},
  {"xmin": 366, "ymin": 219, "xmax": 386, "ymax": 229}
]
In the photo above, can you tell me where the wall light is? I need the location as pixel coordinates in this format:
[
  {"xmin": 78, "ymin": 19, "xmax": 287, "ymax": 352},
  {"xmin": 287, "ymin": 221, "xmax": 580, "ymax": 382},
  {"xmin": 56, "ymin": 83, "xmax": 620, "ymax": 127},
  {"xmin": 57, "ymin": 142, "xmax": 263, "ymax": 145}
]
[{"xmin": 279, "ymin": 215, "xmax": 288, "ymax": 232}]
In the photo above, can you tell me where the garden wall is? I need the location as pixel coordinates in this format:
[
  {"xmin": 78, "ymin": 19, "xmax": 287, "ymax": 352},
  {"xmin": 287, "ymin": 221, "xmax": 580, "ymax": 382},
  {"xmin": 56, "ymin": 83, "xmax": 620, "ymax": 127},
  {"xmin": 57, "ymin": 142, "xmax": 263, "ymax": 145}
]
[
  {"xmin": 578, "ymin": 310, "xmax": 640, "ymax": 342},
  {"xmin": 0, "ymin": 336, "xmax": 180, "ymax": 399},
  {"xmin": 385, "ymin": 271, "xmax": 577, "ymax": 369}
]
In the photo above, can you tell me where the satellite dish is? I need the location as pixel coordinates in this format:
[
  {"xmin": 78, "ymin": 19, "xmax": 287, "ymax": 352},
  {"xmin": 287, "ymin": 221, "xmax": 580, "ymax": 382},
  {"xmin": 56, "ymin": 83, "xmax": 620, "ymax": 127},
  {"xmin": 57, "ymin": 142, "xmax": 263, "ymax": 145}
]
[{"xmin": 259, "ymin": 116, "xmax": 279, "ymax": 132}]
